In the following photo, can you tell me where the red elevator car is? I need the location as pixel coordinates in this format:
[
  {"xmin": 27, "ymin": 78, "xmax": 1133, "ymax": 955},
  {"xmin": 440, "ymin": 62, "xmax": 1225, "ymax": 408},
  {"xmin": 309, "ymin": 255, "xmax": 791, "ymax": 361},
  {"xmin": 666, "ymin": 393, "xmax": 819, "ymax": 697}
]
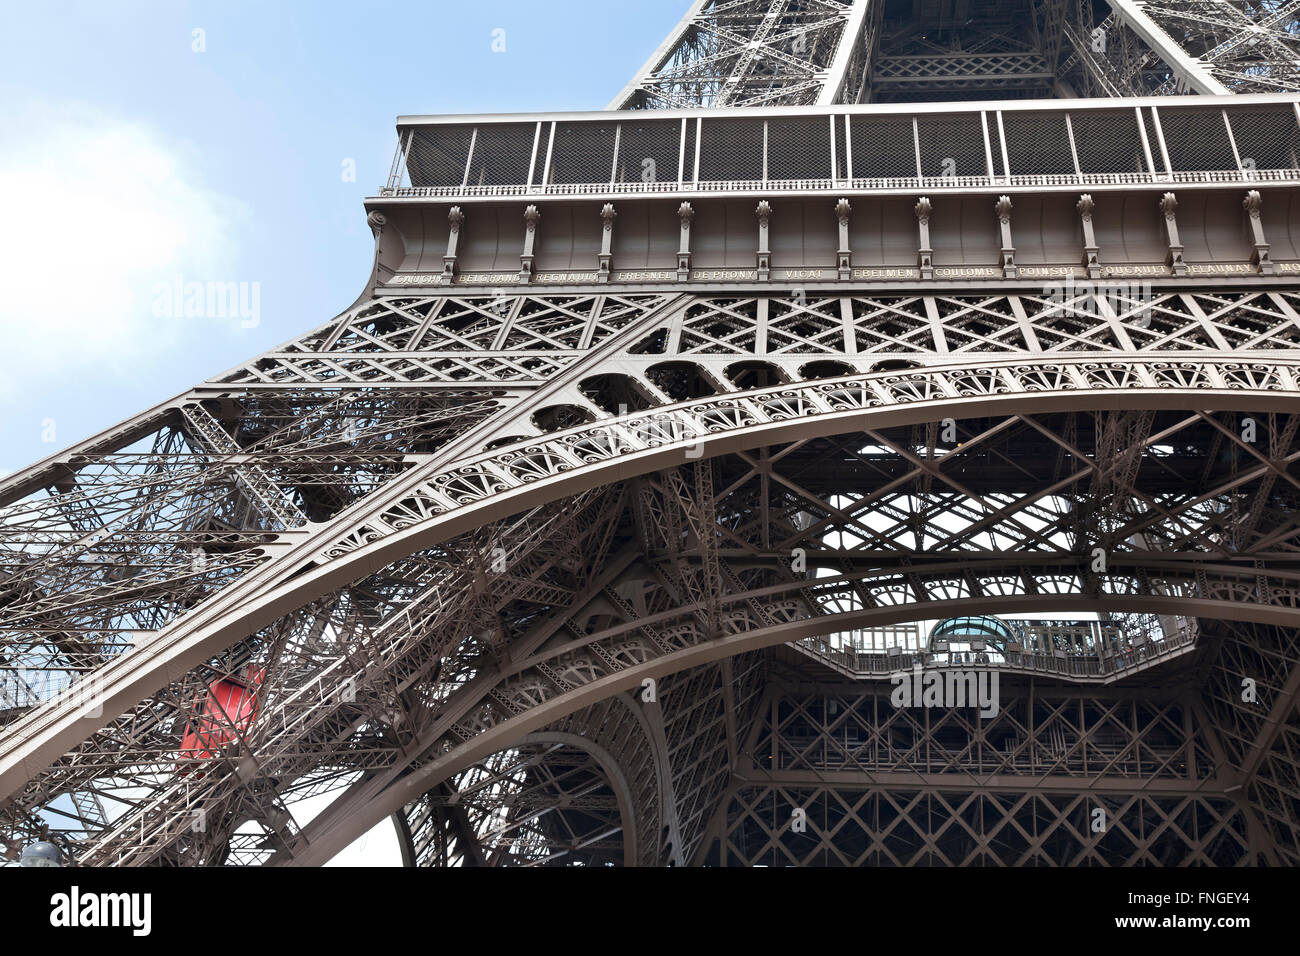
[{"xmin": 178, "ymin": 666, "xmax": 265, "ymax": 761}]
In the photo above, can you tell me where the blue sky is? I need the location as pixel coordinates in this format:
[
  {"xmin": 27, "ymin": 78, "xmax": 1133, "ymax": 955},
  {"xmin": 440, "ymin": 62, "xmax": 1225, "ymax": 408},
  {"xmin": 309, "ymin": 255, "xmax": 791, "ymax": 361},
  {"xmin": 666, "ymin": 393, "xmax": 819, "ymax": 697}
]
[
  {"xmin": 0, "ymin": 0, "xmax": 687, "ymax": 478},
  {"xmin": 0, "ymin": 0, "xmax": 688, "ymax": 864}
]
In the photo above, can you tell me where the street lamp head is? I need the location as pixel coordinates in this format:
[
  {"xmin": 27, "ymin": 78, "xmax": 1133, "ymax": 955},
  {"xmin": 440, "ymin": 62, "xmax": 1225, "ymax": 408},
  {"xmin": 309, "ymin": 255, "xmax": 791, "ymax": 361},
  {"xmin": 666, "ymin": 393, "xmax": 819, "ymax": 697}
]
[{"xmin": 19, "ymin": 841, "xmax": 62, "ymax": 867}]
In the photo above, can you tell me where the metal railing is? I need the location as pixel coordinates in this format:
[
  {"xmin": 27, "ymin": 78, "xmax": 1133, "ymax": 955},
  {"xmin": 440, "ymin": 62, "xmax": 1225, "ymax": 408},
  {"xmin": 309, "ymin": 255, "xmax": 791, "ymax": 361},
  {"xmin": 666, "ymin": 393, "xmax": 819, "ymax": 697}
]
[
  {"xmin": 796, "ymin": 617, "xmax": 1198, "ymax": 680},
  {"xmin": 378, "ymin": 166, "xmax": 1300, "ymax": 198},
  {"xmin": 380, "ymin": 94, "xmax": 1300, "ymax": 199}
]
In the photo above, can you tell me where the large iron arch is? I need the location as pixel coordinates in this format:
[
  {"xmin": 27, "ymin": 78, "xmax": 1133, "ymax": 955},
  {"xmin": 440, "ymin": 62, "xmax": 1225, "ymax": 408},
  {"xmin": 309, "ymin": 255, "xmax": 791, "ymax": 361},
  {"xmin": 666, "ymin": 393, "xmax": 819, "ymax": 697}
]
[
  {"xmin": 6, "ymin": 362, "xmax": 1300, "ymax": 864},
  {"xmin": 277, "ymin": 586, "xmax": 1300, "ymax": 865}
]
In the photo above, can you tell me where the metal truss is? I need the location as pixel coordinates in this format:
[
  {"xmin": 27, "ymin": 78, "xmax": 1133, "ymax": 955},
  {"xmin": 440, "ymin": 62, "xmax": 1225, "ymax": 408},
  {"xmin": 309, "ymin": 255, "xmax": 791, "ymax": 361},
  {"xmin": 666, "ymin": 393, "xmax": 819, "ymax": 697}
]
[
  {"xmin": 6, "ymin": 280, "xmax": 1300, "ymax": 864},
  {"xmin": 700, "ymin": 657, "xmax": 1274, "ymax": 865},
  {"xmin": 5, "ymin": 343, "xmax": 1300, "ymax": 863},
  {"xmin": 1107, "ymin": 0, "xmax": 1300, "ymax": 94},
  {"xmin": 4, "ymin": 2, "xmax": 1300, "ymax": 868},
  {"xmin": 212, "ymin": 293, "xmax": 673, "ymax": 388},
  {"xmin": 607, "ymin": 0, "xmax": 872, "ymax": 109},
  {"xmin": 404, "ymin": 736, "xmax": 638, "ymax": 867},
  {"xmin": 608, "ymin": 0, "xmax": 1300, "ymax": 106}
]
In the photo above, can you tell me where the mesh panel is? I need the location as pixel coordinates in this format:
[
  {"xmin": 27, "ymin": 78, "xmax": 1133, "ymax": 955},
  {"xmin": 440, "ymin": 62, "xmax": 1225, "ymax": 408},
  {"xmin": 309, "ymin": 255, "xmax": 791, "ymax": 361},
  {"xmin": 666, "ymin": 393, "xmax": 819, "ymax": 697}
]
[
  {"xmin": 849, "ymin": 115, "xmax": 915, "ymax": 178},
  {"xmin": 464, "ymin": 123, "xmax": 535, "ymax": 187},
  {"xmin": 835, "ymin": 120, "xmax": 849, "ymax": 180},
  {"xmin": 548, "ymin": 123, "xmax": 618, "ymax": 184},
  {"xmin": 1071, "ymin": 110, "xmax": 1146, "ymax": 175},
  {"xmin": 767, "ymin": 117, "xmax": 832, "ymax": 180},
  {"xmin": 1156, "ymin": 107, "xmax": 1237, "ymax": 172},
  {"xmin": 1002, "ymin": 112, "xmax": 1074, "ymax": 176},
  {"xmin": 614, "ymin": 120, "xmax": 681, "ymax": 185},
  {"xmin": 698, "ymin": 118, "xmax": 764, "ymax": 181},
  {"xmin": 683, "ymin": 119, "xmax": 698, "ymax": 181},
  {"xmin": 1225, "ymin": 106, "xmax": 1300, "ymax": 172},
  {"xmin": 406, "ymin": 125, "xmax": 473, "ymax": 187},
  {"xmin": 916, "ymin": 114, "xmax": 985, "ymax": 179}
]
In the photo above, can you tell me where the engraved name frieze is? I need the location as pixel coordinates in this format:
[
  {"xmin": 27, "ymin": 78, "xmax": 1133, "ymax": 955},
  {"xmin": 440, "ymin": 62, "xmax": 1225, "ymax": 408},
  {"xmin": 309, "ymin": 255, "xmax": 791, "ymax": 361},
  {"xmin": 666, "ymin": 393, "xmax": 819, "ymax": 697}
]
[
  {"xmin": 1185, "ymin": 263, "xmax": 1254, "ymax": 275},
  {"xmin": 612, "ymin": 270, "xmax": 677, "ymax": 282},
  {"xmin": 386, "ymin": 274, "xmax": 444, "ymax": 285},
  {"xmin": 1019, "ymin": 266, "xmax": 1085, "ymax": 278},
  {"xmin": 691, "ymin": 269, "xmax": 758, "ymax": 281},
  {"xmin": 852, "ymin": 267, "xmax": 921, "ymax": 279},
  {"xmin": 535, "ymin": 272, "xmax": 599, "ymax": 283},
  {"xmin": 1101, "ymin": 265, "xmax": 1168, "ymax": 277},
  {"xmin": 934, "ymin": 266, "xmax": 1001, "ymax": 278},
  {"xmin": 455, "ymin": 273, "xmax": 518, "ymax": 284}
]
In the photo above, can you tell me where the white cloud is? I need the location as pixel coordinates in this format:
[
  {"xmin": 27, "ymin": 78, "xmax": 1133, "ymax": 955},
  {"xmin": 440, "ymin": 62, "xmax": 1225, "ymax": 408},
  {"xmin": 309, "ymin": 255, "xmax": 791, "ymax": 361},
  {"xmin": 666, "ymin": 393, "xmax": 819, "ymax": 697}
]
[{"xmin": 0, "ymin": 101, "xmax": 251, "ymax": 397}]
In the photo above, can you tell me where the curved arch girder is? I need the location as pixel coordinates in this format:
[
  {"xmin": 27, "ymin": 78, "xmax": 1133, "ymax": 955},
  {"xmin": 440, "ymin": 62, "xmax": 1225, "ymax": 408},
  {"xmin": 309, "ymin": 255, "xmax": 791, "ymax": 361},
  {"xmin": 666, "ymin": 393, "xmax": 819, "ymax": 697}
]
[{"xmin": 7, "ymin": 361, "xmax": 1300, "ymax": 864}]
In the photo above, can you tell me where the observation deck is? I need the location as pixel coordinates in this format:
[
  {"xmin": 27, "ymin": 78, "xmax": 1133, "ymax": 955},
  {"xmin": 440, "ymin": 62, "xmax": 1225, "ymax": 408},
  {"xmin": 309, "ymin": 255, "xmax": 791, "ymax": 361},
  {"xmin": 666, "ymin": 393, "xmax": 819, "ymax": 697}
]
[
  {"xmin": 795, "ymin": 615, "xmax": 1199, "ymax": 683},
  {"xmin": 365, "ymin": 93, "xmax": 1300, "ymax": 292},
  {"xmin": 379, "ymin": 94, "xmax": 1300, "ymax": 200}
]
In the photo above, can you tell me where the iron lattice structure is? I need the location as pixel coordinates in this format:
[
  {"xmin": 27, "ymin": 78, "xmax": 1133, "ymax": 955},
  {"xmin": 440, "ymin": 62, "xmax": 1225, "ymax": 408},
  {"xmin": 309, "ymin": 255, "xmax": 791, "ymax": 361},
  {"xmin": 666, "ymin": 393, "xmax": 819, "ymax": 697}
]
[{"xmin": 3, "ymin": 0, "xmax": 1300, "ymax": 867}]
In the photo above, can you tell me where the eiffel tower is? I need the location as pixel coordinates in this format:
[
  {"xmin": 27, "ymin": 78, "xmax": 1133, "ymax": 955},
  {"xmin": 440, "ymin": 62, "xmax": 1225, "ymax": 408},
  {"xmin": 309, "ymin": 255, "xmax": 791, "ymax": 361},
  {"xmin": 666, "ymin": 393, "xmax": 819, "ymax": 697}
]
[{"xmin": 4, "ymin": 0, "xmax": 1300, "ymax": 867}]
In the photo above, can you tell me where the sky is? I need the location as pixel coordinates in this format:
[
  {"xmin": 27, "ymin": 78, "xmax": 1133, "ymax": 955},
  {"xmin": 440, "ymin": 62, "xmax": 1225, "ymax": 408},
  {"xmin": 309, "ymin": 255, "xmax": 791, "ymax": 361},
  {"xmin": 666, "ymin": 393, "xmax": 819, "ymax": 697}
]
[
  {"xmin": 0, "ymin": 0, "xmax": 687, "ymax": 477},
  {"xmin": 0, "ymin": 0, "xmax": 690, "ymax": 865}
]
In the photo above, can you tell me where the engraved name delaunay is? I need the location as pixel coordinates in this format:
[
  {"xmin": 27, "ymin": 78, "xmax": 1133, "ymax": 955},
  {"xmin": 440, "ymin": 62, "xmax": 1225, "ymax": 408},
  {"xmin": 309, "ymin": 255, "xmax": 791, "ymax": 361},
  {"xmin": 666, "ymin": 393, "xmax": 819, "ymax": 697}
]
[{"xmin": 1187, "ymin": 263, "xmax": 1256, "ymax": 274}]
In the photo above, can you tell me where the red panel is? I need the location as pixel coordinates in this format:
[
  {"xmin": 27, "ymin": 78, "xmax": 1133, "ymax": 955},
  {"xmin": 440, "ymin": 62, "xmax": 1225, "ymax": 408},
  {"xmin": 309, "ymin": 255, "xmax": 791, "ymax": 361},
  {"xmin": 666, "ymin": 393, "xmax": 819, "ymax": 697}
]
[{"xmin": 178, "ymin": 667, "xmax": 265, "ymax": 761}]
